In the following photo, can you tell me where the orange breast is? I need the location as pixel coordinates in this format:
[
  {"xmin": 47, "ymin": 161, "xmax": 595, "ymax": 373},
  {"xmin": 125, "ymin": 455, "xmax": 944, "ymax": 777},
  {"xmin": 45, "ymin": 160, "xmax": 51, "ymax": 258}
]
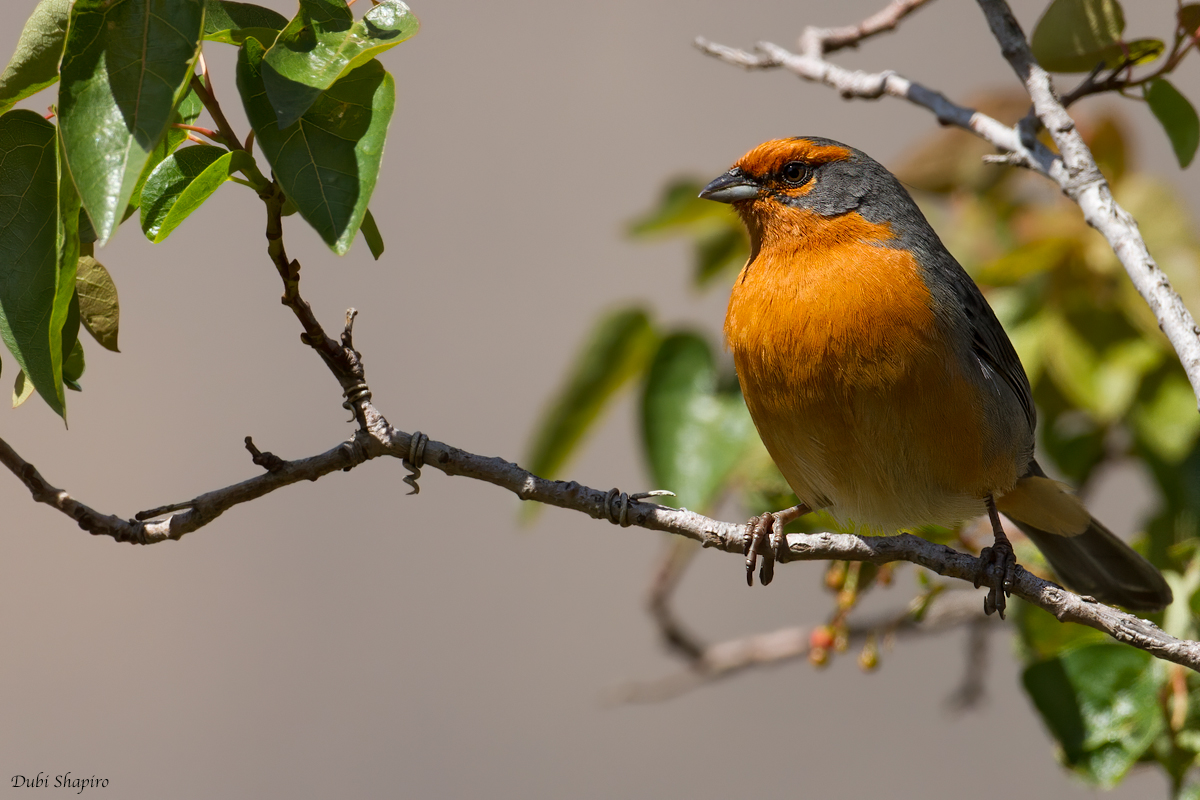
[{"xmin": 724, "ymin": 205, "xmax": 1017, "ymax": 530}]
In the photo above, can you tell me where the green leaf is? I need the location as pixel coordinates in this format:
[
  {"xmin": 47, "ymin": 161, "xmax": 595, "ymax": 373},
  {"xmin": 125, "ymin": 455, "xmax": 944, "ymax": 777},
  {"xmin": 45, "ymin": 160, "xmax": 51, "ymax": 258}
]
[
  {"xmin": 77, "ymin": 87, "xmax": 205, "ymax": 245},
  {"xmin": 50, "ymin": 126, "xmax": 81, "ymax": 419},
  {"xmin": 12, "ymin": 370, "xmax": 35, "ymax": 408},
  {"xmin": 630, "ymin": 178, "xmax": 747, "ymax": 287},
  {"xmin": 1145, "ymin": 79, "xmax": 1199, "ymax": 169},
  {"xmin": 203, "ymin": 0, "xmax": 288, "ymax": 46},
  {"xmin": 1163, "ymin": 565, "xmax": 1200, "ymax": 641},
  {"xmin": 641, "ymin": 333, "xmax": 757, "ymax": 512},
  {"xmin": 0, "ymin": 111, "xmax": 78, "ymax": 419},
  {"xmin": 62, "ymin": 340, "xmax": 85, "ymax": 392},
  {"xmin": 1023, "ymin": 644, "xmax": 1163, "ymax": 786},
  {"xmin": 58, "ymin": 289, "xmax": 80, "ymax": 393},
  {"xmin": 1093, "ymin": 337, "xmax": 1163, "ymax": 421},
  {"xmin": 629, "ymin": 178, "xmax": 738, "ymax": 237},
  {"xmin": 630, "ymin": 179, "xmax": 713, "ymax": 236},
  {"xmin": 58, "ymin": 0, "xmax": 205, "ymax": 244},
  {"xmin": 1042, "ymin": 314, "xmax": 1101, "ymax": 414},
  {"xmin": 263, "ymin": 0, "xmax": 418, "ymax": 128},
  {"xmin": 360, "ymin": 208, "xmax": 384, "ymax": 260},
  {"xmin": 1030, "ymin": 0, "xmax": 1125, "ymax": 72},
  {"xmin": 694, "ymin": 227, "xmax": 748, "ymax": 287},
  {"xmin": 524, "ymin": 308, "xmax": 658, "ymax": 481},
  {"xmin": 1038, "ymin": 314, "xmax": 1159, "ymax": 423},
  {"xmin": 1015, "ymin": 602, "xmax": 1109, "ymax": 662},
  {"xmin": 977, "ymin": 238, "xmax": 1074, "ymax": 286},
  {"xmin": 1041, "ymin": 406, "xmax": 1106, "ymax": 486},
  {"xmin": 76, "ymin": 256, "xmax": 120, "ymax": 352},
  {"xmin": 0, "ymin": 0, "xmax": 70, "ymax": 115},
  {"xmin": 1133, "ymin": 370, "xmax": 1200, "ymax": 462},
  {"xmin": 1120, "ymin": 38, "xmax": 1165, "ymax": 68},
  {"xmin": 238, "ymin": 38, "xmax": 395, "ymax": 255},
  {"xmin": 140, "ymin": 145, "xmax": 254, "ymax": 242},
  {"xmin": 134, "ymin": 87, "xmax": 206, "ymax": 207}
]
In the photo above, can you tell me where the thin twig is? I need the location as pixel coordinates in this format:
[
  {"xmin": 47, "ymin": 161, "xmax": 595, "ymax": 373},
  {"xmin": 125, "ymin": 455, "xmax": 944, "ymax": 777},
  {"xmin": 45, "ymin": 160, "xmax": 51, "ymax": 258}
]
[
  {"xmin": 611, "ymin": 589, "xmax": 988, "ymax": 704},
  {"xmin": 647, "ymin": 539, "xmax": 705, "ymax": 662},
  {"xmin": 693, "ymin": 37, "xmax": 1062, "ymax": 180},
  {"xmin": 190, "ymin": 74, "xmax": 246, "ymax": 155},
  {"xmin": 189, "ymin": 74, "xmax": 270, "ymax": 189},
  {"xmin": 804, "ymin": 0, "xmax": 934, "ymax": 54}
]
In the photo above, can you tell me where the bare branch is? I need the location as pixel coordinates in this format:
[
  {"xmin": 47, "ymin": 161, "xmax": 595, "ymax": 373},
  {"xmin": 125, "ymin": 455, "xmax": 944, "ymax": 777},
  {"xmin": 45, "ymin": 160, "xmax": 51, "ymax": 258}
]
[
  {"xmin": 612, "ymin": 589, "xmax": 988, "ymax": 704},
  {"xmin": 0, "ymin": 430, "xmax": 377, "ymax": 544},
  {"xmin": 805, "ymin": 0, "xmax": 935, "ymax": 54},
  {"xmin": 697, "ymin": 0, "xmax": 1200, "ymax": 404},
  {"xmin": 692, "ymin": 37, "xmax": 1062, "ymax": 180},
  {"xmin": 647, "ymin": 539, "xmax": 706, "ymax": 662}
]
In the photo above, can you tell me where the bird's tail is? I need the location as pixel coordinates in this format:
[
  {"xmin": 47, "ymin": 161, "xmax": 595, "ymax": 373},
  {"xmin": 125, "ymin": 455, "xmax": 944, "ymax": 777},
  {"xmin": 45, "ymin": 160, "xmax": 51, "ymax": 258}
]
[{"xmin": 994, "ymin": 460, "xmax": 1173, "ymax": 612}]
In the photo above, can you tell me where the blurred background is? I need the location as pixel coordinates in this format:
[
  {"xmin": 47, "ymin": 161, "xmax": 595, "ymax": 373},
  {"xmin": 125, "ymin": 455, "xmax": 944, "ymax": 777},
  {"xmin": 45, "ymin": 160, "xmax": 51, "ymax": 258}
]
[{"xmin": 2, "ymin": 0, "xmax": 1198, "ymax": 797}]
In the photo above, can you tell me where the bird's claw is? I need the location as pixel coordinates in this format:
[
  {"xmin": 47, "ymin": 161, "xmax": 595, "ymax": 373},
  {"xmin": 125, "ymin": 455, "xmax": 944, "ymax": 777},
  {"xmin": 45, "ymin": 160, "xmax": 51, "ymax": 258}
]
[
  {"xmin": 744, "ymin": 512, "xmax": 788, "ymax": 586},
  {"xmin": 976, "ymin": 541, "xmax": 1017, "ymax": 619}
]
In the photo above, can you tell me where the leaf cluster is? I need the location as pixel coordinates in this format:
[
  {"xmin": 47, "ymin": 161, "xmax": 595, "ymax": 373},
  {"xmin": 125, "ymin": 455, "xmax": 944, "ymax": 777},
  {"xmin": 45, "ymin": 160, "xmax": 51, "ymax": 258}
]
[
  {"xmin": 1031, "ymin": 0, "xmax": 1200, "ymax": 167},
  {"xmin": 0, "ymin": 0, "xmax": 417, "ymax": 420}
]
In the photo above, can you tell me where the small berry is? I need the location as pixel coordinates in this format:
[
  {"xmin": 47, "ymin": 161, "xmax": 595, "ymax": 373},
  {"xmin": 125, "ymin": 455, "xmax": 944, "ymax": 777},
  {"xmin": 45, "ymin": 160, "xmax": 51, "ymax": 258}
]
[
  {"xmin": 809, "ymin": 625, "xmax": 835, "ymax": 650},
  {"xmin": 859, "ymin": 636, "xmax": 880, "ymax": 672},
  {"xmin": 824, "ymin": 561, "xmax": 847, "ymax": 591}
]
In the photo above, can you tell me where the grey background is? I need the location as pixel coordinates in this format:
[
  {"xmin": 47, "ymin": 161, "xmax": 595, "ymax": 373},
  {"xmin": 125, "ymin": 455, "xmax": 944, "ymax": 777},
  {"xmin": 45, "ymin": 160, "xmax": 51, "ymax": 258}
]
[{"xmin": 2, "ymin": 1, "xmax": 1198, "ymax": 797}]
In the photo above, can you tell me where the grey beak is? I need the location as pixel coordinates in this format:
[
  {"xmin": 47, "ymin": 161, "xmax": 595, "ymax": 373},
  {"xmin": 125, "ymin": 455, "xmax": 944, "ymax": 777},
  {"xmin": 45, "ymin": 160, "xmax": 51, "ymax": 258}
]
[{"xmin": 699, "ymin": 169, "xmax": 759, "ymax": 203}]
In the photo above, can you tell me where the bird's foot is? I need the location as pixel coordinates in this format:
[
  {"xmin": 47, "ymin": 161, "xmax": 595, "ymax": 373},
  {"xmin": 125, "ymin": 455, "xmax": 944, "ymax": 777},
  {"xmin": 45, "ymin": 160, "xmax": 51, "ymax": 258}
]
[
  {"xmin": 744, "ymin": 512, "xmax": 781, "ymax": 586},
  {"xmin": 743, "ymin": 504, "xmax": 811, "ymax": 587},
  {"xmin": 977, "ymin": 494, "xmax": 1017, "ymax": 619},
  {"xmin": 975, "ymin": 541, "xmax": 1017, "ymax": 618},
  {"xmin": 974, "ymin": 544, "xmax": 1012, "ymax": 618}
]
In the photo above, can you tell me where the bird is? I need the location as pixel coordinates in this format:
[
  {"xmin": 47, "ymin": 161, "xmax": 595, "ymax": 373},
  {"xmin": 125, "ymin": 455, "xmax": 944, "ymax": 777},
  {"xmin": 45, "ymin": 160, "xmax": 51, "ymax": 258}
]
[{"xmin": 699, "ymin": 136, "xmax": 1172, "ymax": 616}]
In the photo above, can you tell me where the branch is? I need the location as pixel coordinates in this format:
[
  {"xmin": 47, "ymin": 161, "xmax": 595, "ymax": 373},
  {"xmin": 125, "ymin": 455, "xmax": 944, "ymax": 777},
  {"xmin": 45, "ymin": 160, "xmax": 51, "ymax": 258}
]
[
  {"xmin": 9, "ymin": 408, "xmax": 1200, "ymax": 671},
  {"xmin": 611, "ymin": 588, "xmax": 989, "ymax": 704},
  {"xmin": 696, "ymin": 0, "xmax": 1200, "ymax": 404},
  {"xmin": 0, "ymin": 429, "xmax": 377, "ymax": 544},
  {"xmin": 647, "ymin": 539, "xmax": 706, "ymax": 661},
  {"xmin": 975, "ymin": 0, "xmax": 1200, "ymax": 404},
  {"xmin": 807, "ymin": 0, "xmax": 934, "ymax": 53},
  {"xmin": 693, "ymin": 35, "xmax": 1063, "ymax": 180}
]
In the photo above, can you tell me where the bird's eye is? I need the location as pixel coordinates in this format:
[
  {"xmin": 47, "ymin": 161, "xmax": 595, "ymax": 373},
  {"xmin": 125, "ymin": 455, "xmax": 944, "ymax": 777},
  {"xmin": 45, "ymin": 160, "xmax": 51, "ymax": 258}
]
[{"xmin": 781, "ymin": 161, "xmax": 810, "ymax": 185}]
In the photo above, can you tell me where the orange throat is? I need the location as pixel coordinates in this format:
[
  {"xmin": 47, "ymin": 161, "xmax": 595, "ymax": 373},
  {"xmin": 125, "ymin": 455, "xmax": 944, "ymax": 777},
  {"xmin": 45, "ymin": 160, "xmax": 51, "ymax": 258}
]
[{"xmin": 724, "ymin": 202, "xmax": 937, "ymax": 397}]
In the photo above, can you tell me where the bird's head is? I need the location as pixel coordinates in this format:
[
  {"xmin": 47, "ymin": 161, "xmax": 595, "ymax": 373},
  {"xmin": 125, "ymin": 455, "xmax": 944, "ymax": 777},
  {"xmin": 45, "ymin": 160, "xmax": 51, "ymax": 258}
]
[{"xmin": 700, "ymin": 137, "xmax": 922, "ymax": 252}]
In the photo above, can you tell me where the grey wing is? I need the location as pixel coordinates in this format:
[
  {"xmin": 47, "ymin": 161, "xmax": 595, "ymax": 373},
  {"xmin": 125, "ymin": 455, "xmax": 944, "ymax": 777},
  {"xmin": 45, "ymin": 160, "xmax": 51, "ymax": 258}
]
[
  {"xmin": 960, "ymin": 283, "xmax": 1036, "ymax": 435},
  {"xmin": 881, "ymin": 195, "xmax": 1035, "ymax": 435}
]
